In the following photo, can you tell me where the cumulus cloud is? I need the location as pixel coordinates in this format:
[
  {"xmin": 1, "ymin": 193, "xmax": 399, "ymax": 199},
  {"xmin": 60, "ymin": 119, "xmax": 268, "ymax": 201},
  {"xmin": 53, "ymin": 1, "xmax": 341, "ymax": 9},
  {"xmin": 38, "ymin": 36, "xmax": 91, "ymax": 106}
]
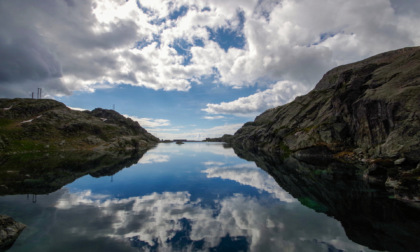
[
  {"xmin": 203, "ymin": 81, "xmax": 310, "ymax": 117},
  {"xmin": 124, "ymin": 115, "xmax": 171, "ymax": 128},
  {"xmin": 154, "ymin": 123, "xmax": 243, "ymax": 140},
  {"xmin": 1, "ymin": 0, "xmax": 420, "ymax": 106}
]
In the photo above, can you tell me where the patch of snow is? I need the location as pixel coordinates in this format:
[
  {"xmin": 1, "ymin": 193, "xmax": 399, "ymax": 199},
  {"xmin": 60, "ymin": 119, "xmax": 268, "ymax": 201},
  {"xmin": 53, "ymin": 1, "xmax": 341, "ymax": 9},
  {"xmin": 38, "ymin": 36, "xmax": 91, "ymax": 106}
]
[{"xmin": 20, "ymin": 119, "xmax": 33, "ymax": 124}]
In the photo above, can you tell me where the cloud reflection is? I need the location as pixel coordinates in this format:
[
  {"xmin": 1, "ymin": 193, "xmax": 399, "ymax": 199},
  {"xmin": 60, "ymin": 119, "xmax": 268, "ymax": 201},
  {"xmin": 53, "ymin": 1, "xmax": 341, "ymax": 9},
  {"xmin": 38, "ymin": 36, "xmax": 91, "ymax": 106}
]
[
  {"xmin": 52, "ymin": 189, "xmax": 374, "ymax": 252},
  {"xmin": 137, "ymin": 153, "xmax": 170, "ymax": 164},
  {"xmin": 202, "ymin": 163, "xmax": 297, "ymax": 203}
]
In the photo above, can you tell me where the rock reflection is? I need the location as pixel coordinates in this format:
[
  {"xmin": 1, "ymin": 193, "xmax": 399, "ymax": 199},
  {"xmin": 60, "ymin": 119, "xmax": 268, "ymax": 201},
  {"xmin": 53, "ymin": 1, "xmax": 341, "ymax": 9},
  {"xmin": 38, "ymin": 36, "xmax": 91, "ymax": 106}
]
[
  {"xmin": 233, "ymin": 147, "xmax": 420, "ymax": 252},
  {"xmin": 0, "ymin": 143, "xmax": 401, "ymax": 251},
  {"xmin": 0, "ymin": 150, "xmax": 149, "ymax": 195}
]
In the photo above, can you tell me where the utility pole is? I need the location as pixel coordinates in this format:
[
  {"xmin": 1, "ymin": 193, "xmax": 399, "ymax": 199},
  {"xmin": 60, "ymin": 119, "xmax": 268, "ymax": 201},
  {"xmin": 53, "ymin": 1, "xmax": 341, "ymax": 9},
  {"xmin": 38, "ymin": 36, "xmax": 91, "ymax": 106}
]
[
  {"xmin": 113, "ymin": 104, "xmax": 115, "ymax": 110},
  {"xmin": 37, "ymin": 88, "xmax": 42, "ymax": 99}
]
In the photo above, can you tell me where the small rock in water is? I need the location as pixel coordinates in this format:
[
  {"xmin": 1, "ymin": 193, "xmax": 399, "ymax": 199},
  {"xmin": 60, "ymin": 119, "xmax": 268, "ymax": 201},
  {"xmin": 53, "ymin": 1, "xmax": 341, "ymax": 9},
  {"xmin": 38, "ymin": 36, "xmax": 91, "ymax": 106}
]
[{"xmin": 0, "ymin": 215, "xmax": 26, "ymax": 250}]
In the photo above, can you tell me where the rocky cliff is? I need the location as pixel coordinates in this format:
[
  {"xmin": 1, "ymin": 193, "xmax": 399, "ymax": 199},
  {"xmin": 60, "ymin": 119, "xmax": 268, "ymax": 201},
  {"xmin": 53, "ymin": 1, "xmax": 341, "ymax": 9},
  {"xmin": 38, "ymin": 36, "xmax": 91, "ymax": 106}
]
[
  {"xmin": 0, "ymin": 98, "xmax": 159, "ymax": 153},
  {"xmin": 232, "ymin": 47, "xmax": 420, "ymax": 196}
]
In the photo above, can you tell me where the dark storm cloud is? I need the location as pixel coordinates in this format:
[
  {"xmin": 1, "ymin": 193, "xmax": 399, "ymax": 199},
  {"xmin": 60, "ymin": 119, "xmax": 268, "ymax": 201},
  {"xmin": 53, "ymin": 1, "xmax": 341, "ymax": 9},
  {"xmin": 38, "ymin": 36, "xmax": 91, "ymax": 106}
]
[
  {"xmin": 0, "ymin": 0, "xmax": 65, "ymax": 97},
  {"xmin": 0, "ymin": 29, "xmax": 62, "ymax": 83},
  {"xmin": 0, "ymin": 0, "xmax": 140, "ymax": 98},
  {"xmin": 390, "ymin": 0, "xmax": 420, "ymax": 15}
]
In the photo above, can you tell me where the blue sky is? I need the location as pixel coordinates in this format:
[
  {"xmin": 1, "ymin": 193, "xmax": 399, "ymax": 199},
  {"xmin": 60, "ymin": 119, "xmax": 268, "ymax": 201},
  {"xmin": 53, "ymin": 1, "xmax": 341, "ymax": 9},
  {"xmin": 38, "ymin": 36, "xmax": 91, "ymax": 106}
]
[
  {"xmin": 58, "ymin": 82, "xmax": 259, "ymax": 140},
  {"xmin": 1, "ymin": 0, "xmax": 420, "ymax": 139}
]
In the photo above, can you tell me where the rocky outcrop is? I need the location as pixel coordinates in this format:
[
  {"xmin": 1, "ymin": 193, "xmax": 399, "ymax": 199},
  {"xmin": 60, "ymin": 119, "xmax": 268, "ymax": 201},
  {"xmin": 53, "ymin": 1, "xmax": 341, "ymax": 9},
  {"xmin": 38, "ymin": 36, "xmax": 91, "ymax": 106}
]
[
  {"xmin": 0, "ymin": 98, "xmax": 159, "ymax": 153},
  {"xmin": 0, "ymin": 215, "xmax": 25, "ymax": 250},
  {"xmin": 203, "ymin": 134, "xmax": 234, "ymax": 143},
  {"xmin": 232, "ymin": 47, "xmax": 420, "ymax": 197}
]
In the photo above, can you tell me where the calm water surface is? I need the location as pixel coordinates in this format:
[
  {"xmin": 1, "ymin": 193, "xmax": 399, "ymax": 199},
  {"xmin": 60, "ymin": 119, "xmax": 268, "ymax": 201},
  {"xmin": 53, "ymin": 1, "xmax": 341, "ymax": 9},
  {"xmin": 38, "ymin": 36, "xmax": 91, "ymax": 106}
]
[{"xmin": 0, "ymin": 143, "xmax": 394, "ymax": 251}]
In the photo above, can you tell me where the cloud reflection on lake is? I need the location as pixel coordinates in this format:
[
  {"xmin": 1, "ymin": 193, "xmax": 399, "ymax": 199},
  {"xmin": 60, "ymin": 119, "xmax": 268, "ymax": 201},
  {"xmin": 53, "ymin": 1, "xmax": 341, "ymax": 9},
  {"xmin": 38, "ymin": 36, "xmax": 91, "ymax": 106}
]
[
  {"xmin": 202, "ymin": 162, "xmax": 296, "ymax": 203},
  {"xmin": 0, "ymin": 143, "xmax": 378, "ymax": 252},
  {"xmin": 51, "ymin": 188, "xmax": 373, "ymax": 252}
]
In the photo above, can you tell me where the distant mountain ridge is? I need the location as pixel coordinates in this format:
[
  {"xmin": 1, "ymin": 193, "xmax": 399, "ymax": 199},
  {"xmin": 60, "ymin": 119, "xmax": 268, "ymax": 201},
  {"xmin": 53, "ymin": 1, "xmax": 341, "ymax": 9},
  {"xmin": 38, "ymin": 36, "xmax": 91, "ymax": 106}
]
[
  {"xmin": 0, "ymin": 98, "xmax": 159, "ymax": 153},
  {"xmin": 231, "ymin": 46, "xmax": 420, "ymax": 199}
]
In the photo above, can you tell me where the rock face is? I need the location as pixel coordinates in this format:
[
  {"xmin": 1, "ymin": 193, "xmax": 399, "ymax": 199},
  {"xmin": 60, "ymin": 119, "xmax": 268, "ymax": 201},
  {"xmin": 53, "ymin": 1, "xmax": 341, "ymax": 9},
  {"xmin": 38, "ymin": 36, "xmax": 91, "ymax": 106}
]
[
  {"xmin": 233, "ymin": 47, "xmax": 420, "ymax": 161},
  {"xmin": 0, "ymin": 215, "xmax": 25, "ymax": 250},
  {"xmin": 0, "ymin": 99, "xmax": 159, "ymax": 152},
  {"xmin": 232, "ymin": 47, "xmax": 420, "ymax": 198},
  {"xmin": 203, "ymin": 134, "xmax": 234, "ymax": 143}
]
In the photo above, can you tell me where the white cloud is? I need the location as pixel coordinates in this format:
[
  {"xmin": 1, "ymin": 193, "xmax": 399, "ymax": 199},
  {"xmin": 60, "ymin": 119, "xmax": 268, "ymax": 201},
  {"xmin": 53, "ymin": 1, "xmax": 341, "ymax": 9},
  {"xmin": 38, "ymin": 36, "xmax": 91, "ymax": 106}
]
[
  {"xmin": 203, "ymin": 115, "xmax": 225, "ymax": 120},
  {"xmin": 123, "ymin": 114, "xmax": 241, "ymax": 140},
  {"xmin": 2, "ymin": 0, "xmax": 420, "ymax": 115},
  {"xmin": 203, "ymin": 161, "xmax": 225, "ymax": 166},
  {"xmin": 124, "ymin": 115, "xmax": 171, "ymax": 128},
  {"xmin": 203, "ymin": 81, "xmax": 310, "ymax": 117},
  {"xmin": 154, "ymin": 123, "xmax": 243, "ymax": 140}
]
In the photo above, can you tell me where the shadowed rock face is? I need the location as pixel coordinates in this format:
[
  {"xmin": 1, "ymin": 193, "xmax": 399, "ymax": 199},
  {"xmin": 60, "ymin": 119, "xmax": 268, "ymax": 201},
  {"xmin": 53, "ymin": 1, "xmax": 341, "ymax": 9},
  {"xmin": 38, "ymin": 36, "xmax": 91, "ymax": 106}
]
[
  {"xmin": 0, "ymin": 99, "xmax": 159, "ymax": 152},
  {"xmin": 233, "ymin": 146, "xmax": 420, "ymax": 252},
  {"xmin": 232, "ymin": 46, "xmax": 420, "ymax": 199}
]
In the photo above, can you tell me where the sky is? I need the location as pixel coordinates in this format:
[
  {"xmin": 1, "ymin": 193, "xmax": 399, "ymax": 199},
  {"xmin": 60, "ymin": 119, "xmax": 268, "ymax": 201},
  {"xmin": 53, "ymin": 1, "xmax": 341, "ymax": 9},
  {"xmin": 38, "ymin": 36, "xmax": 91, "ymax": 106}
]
[{"xmin": 1, "ymin": 0, "xmax": 420, "ymax": 140}]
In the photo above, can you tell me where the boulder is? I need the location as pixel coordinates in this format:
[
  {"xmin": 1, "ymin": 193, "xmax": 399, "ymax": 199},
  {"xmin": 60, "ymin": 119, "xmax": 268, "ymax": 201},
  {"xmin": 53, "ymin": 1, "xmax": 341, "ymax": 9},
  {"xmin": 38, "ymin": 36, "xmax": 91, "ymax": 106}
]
[{"xmin": 0, "ymin": 215, "xmax": 25, "ymax": 250}]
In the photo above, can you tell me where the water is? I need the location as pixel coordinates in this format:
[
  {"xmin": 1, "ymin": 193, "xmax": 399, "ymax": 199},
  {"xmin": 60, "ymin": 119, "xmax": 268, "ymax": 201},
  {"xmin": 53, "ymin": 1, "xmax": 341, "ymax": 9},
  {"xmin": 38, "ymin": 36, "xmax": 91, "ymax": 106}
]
[{"xmin": 0, "ymin": 142, "xmax": 418, "ymax": 251}]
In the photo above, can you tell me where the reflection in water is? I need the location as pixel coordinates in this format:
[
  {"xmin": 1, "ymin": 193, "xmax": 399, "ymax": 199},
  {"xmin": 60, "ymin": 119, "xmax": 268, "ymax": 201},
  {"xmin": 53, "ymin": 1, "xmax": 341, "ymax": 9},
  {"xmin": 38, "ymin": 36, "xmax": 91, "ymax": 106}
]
[
  {"xmin": 233, "ymin": 146, "xmax": 420, "ymax": 252},
  {"xmin": 0, "ymin": 143, "xmax": 417, "ymax": 251},
  {"xmin": 202, "ymin": 162, "xmax": 296, "ymax": 203},
  {"xmin": 0, "ymin": 188, "xmax": 374, "ymax": 252},
  {"xmin": 0, "ymin": 150, "xmax": 149, "ymax": 195},
  {"xmin": 137, "ymin": 153, "xmax": 170, "ymax": 164}
]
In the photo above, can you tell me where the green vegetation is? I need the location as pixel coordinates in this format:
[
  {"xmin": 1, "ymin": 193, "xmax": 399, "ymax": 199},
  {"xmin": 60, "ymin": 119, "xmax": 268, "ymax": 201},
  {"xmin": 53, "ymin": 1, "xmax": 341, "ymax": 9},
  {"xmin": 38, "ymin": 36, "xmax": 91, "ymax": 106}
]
[
  {"xmin": 0, "ymin": 98, "xmax": 158, "ymax": 154},
  {"xmin": 298, "ymin": 197, "xmax": 328, "ymax": 213}
]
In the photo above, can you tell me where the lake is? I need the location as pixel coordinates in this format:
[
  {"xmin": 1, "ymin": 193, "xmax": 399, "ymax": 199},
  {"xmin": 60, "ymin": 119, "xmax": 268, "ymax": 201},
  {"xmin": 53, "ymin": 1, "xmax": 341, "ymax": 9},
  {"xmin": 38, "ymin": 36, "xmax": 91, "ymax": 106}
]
[{"xmin": 0, "ymin": 142, "xmax": 419, "ymax": 251}]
